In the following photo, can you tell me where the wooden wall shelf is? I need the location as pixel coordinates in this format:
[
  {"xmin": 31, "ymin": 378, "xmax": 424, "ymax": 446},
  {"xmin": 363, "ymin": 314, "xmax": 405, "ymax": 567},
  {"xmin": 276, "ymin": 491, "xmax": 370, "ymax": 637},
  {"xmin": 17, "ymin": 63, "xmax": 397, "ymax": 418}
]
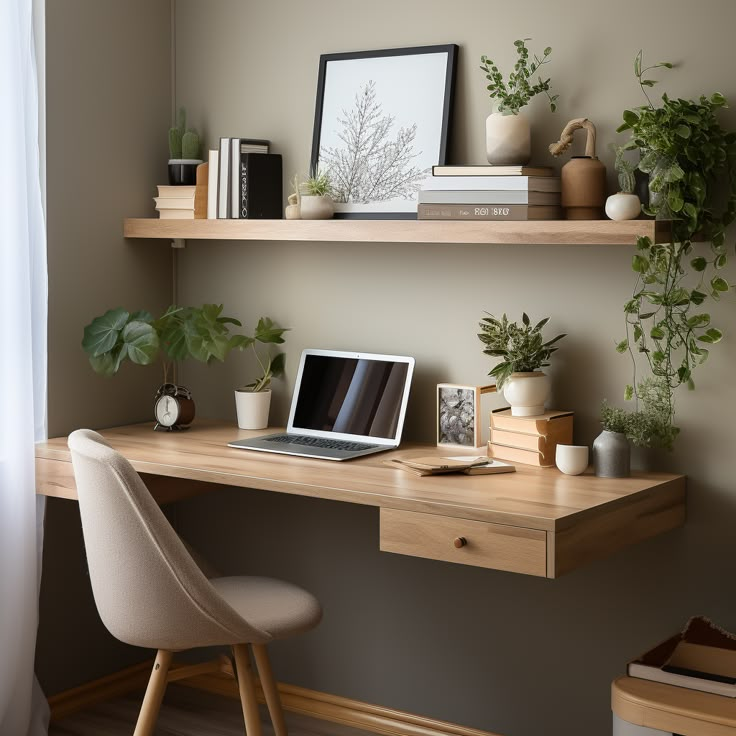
[{"xmin": 123, "ymin": 218, "xmax": 669, "ymax": 245}]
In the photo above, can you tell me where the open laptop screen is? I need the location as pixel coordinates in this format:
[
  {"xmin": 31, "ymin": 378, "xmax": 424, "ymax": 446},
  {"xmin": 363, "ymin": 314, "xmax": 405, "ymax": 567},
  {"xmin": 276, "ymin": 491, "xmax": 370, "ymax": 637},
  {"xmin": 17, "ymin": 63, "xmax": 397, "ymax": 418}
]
[{"xmin": 290, "ymin": 352, "xmax": 412, "ymax": 440}]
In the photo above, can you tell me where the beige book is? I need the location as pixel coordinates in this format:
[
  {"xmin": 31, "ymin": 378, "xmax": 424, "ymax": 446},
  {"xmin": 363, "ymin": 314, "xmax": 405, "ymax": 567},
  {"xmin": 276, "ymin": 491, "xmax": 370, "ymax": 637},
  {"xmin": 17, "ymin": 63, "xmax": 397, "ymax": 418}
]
[
  {"xmin": 487, "ymin": 442, "xmax": 555, "ymax": 468},
  {"xmin": 490, "ymin": 409, "xmax": 573, "ymax": 440},
  {"xmin": 157, "ymin": 209, "xmax": 195, "ymax": 220}
]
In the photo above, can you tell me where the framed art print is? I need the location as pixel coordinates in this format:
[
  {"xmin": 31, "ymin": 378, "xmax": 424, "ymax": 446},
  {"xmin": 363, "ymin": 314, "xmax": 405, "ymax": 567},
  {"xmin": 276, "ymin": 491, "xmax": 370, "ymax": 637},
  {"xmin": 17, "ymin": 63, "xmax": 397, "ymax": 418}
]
[
  {"xmin": 437, "ymin": 384, "xmax": 496, "ymax": 447},
  {"xmin": 310, "ymin": 44, "xmax": 458, "ymax": 219}
]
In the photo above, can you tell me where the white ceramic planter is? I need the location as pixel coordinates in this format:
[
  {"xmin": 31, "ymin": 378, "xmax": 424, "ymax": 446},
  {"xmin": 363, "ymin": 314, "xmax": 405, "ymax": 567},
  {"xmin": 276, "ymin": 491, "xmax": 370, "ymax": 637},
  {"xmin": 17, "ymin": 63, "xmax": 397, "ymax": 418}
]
[
  {"xmin": 485, "ymin": 111, "xmax": 531, "ymax": 166},
  {"xmin": 502, "ymin": 372, "xmax": 550, "ymax": 416},
  {"xmin": 605, "ymin": 192, "xmax": 641, "ymax": 221},
  {"xmin": 300, "ymin": 195, "xmax": 334, "ymax": 220},
  {"xmin": 235, "ymin": 389, "xmax": 272, "ymax": 430}
]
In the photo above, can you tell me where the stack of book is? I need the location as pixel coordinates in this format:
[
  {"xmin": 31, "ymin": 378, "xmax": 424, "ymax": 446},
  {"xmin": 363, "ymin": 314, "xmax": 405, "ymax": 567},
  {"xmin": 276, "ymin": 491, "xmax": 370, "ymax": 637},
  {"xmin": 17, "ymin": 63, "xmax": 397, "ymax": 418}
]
[
  {"xmin": 154, "ymin": 185, "xmax": 196, "ymax": 219},
  {"xmin": 487, "ymin": 409, "xmax": 573, "ymax": 467},
  {"xmin": 209, "ymin": 137, "xmax": 282, "ymax": 219},
  {"xmin": 417, "ymin": 165, "xmax": 561, "ymax": 221}
]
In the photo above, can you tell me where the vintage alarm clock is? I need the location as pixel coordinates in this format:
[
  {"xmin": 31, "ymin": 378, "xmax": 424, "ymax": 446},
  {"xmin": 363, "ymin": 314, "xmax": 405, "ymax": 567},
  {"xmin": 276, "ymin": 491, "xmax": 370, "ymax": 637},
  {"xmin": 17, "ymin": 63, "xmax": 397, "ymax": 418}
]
[{"xmin": 153, "ymin": 383, "xmax": 195, "ymax": 431}]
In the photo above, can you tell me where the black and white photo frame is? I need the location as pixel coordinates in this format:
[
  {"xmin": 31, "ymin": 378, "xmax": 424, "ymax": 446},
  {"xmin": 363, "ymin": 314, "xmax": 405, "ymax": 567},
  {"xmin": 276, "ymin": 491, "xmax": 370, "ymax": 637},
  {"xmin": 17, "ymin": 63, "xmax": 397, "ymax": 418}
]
[
  {"xmin": 437, "ymin": 383, "xmax": 496, "ymax": 448},
  {"xmin": 310, "ymin": 44, "xmax": 457, "ymax": 219}
]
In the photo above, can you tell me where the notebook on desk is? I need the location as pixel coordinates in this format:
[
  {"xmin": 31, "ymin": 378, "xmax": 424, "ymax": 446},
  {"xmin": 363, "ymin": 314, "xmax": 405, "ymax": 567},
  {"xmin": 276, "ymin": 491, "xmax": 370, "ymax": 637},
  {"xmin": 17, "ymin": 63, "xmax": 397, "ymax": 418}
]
[{"xmin": 228, "ymin": 349, "xmax": 415, "ymax": 461}]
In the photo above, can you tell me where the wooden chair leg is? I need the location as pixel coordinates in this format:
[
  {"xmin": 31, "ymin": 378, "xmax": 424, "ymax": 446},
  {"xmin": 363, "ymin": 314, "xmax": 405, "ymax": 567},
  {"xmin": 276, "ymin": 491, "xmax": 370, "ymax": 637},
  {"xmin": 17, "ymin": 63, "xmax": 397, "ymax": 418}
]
[
  {"xmin": 252, "ymin": 643, "xmax": 288, "ymax": 736},
  {"xmin": 133, "ymin": 649, "xmax": 173, "ymax": 736},
  {"xmin": 233, "ymin": 643, "xmax": 263, "ymax": 736}
]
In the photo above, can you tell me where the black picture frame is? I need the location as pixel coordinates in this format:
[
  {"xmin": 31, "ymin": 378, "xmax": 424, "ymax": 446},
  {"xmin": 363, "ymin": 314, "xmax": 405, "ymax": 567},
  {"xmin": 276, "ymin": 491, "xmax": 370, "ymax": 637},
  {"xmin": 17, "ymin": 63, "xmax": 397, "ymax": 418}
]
[{"xmin": 310, "ymin": 44, "xmax": 458, "ymax": 220}]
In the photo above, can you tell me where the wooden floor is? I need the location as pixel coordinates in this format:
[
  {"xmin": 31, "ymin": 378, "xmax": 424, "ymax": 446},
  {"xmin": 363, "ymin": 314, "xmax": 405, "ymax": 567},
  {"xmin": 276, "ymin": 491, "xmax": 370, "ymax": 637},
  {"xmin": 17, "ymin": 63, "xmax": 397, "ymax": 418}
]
[{"xmin": 49, "ymin": 684, "xmax": 376, "ymax": 736}]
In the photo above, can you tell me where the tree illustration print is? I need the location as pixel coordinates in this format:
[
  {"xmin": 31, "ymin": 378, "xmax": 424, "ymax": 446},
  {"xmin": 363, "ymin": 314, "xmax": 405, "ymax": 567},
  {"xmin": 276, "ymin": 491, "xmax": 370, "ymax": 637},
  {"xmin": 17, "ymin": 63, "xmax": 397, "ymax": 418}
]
[{"xmin": 320, "ymin": 80, "xmax": 429, "ymax": 203}]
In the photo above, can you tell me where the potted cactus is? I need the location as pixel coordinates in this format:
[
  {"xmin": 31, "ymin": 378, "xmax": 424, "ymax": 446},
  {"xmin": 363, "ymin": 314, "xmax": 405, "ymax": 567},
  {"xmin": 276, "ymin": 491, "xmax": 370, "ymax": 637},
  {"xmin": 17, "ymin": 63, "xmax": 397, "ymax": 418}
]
[{"xmin": 168, "ymin": 107, "xmax": 202, "ymax": 185}]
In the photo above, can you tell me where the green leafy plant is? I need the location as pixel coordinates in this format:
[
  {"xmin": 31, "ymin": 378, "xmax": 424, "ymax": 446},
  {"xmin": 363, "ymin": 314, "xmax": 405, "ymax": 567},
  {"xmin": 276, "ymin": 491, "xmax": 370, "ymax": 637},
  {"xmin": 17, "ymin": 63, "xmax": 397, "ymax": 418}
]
[
  {"xmin": 480, "ymin": 39, "xmax": 559, "ymax": 115},
  {"xmin": 301, "ymin": 170, "xmax": 332, "ymax": 197},
  {"xmin": 82, "ymin": 304, "xmax": 248, "ymax": 382},
  {"xmin": 168, "ymin": 106, "xmax": 200, "ymax": 160},
  {"xmin": 236, "ymin": 317, "xmax": 288, "ymax": 392},
  {"xmin": 611, "ymin": 144, "xmax": 636, "ymax": 194},
  {"xmin": 614, "ymin": 51, "xmax": 736, "ymax": 447},
  {"xmin": 477, "ymin": 312, "xmax": 565, "ymax": 388}
]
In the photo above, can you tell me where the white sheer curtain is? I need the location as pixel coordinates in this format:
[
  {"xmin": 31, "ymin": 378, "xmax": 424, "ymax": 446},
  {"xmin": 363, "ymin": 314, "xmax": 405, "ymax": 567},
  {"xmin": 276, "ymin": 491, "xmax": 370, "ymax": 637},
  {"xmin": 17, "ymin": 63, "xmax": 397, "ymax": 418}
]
[{"xmin": 0, "ymin": 0, "xmax": 50, "ymax": 733}]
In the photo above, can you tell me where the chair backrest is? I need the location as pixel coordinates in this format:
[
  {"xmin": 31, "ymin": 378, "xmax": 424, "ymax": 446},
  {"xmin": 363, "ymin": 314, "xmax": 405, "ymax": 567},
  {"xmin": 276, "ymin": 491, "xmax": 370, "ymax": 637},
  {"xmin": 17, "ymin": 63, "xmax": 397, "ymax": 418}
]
[{"xmin": 68, "ymin": 429, "xmax": 267, "ymax": 650}]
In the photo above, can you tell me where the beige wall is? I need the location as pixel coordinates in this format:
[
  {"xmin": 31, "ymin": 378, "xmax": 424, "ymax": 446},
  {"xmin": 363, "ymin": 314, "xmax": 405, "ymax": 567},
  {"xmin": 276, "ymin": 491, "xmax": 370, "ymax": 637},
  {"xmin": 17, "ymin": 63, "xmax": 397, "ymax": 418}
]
[
  {"xmin": 171, "ymin": 1, "xmax": 736, "ymax": 735},
  {"xmin": 37, "ymin": 0, "xmax": 172, "ymax": 695}
]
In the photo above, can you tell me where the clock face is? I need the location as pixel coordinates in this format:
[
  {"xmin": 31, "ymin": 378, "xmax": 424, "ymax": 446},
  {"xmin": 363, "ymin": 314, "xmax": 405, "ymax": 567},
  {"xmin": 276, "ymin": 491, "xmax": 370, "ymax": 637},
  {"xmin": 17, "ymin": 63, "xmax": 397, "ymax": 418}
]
[{"xmin": 155, "ymin": 394, "xmax": 180, "ymax": 427}]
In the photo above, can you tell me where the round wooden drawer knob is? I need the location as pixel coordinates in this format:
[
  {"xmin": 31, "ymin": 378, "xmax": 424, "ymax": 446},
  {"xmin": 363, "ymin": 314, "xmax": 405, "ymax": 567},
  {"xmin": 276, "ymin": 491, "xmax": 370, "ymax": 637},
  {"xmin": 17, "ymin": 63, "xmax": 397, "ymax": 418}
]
[{"xmin": 454, "ymin": 537, "xmax": 467, "ymax": 549}]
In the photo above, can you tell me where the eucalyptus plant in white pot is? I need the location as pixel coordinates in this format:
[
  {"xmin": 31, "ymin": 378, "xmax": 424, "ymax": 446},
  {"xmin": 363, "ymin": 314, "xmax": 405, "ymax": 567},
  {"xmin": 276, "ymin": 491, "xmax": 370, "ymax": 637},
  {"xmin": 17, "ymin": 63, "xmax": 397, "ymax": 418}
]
[
  {"xmin": 478, "ymin": 312, "xmax": 565, "ymax": 416},
  {"xmin": 234, "ymin": 317, "xmax": 288, "ymax": 430},
  {"xmin": 479, "ymin": 39, "xmax": 559, "ymax": 165}
]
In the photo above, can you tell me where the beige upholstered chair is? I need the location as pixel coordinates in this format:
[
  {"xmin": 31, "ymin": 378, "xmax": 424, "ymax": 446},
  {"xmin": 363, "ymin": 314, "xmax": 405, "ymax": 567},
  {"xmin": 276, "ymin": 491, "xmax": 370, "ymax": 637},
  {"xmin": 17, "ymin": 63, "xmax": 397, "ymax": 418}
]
[{"xmin": 68, "ymin": 429, "xmax": 322, "ymax": 736}]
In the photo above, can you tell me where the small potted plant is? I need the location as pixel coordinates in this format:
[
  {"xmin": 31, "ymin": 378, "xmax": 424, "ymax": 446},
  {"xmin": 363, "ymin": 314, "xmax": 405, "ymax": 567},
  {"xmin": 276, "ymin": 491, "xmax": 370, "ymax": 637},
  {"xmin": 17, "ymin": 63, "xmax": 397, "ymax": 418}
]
[
  {"xmin": 479, "ymin": 39, "xmax": 558, "ymax": 165},
  {"xmin": 234, "ymin": 317, "xmax": 288, "ymax": 430},
  {"xmin": 82, "ymin": 304, "xmax": 247, "ymax": 430},
  {"xmin": 593, "ymin": 401, "xmax": 631, "ymax": 478},
  {"xmin": 605, "ymin": 145, "xmax": 641, "ymax": 221},
  {"xmin": 168, "ymin": 107, "xmax": 202, "ymax": 185},
  {"xmin": 478, "ymin": 312, "xmax": 565, "ymax": 416},
  {"xmin": 298, "ymin": 169, "xmax": 334, "ymax": 219}
]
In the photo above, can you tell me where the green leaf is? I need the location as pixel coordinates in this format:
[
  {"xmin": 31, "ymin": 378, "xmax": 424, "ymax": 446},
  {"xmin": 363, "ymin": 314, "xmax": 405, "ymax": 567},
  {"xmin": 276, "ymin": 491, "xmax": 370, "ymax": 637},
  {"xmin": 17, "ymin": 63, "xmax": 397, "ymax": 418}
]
[
  {"xmin": 254, "ymin": 317, "xmax": 287, "ymax": 344},
  {"xmin": 82, "ymin": 308, "xmax": 129, "ymax": 357},
  {"xmin": 675, "ymin": 124, "xmax": 691, "ymax": 138},
  {"xmin": 632, "ymin": 254, "xmax": 649, "ymax": 273},
  {"xmin": 129, "ymin": 310, "xmax": 154, "ymax": 323},
  {"xmin": 624, "ymin": 384, "xmax": 634, "ymax": 401},
  {"xmin": 711, "ymin": 92, "xmax": 727, "ymax": 106},
  {"xmin": 270, "ymin": 351, "xmax": 286, "ymax": 378},
  {"xmin": 615, "ymin": 339, "xmax": 629, "ymax": 353},
  {"xmin": 229, "ymin": 334, "xmax": 254, "ymax": 350},
  {"xmin": 122, "ymin": 321, "xmax": 159, "ymax": 365},
  {"xmin": 667, "ymin": 189, "xmax": 684, "ymax": 213},
  {"xmin": 691, "ymin": 256, "xmax": 707, "ymax": 272},
  {"xmin": 633, "ymin": 325, "xmax": 643, "ymax": 342},
  {"xmin": 690, "ymin": 290, "xmax": 707, "ymax": 305},
  {"xmin": 711, "ymin": 276, "xmax": 729, "ymax": 292},
  {"xmin": 715, "ymin": 253, "xmax": 727, "ymax": 269},
  {"xmin": 650, "ymin": 326, "xmax": 665, "ymax": 340},
  {"xmin": 622, "ymin": 109, "xmax": 639, "ymax": 127}
]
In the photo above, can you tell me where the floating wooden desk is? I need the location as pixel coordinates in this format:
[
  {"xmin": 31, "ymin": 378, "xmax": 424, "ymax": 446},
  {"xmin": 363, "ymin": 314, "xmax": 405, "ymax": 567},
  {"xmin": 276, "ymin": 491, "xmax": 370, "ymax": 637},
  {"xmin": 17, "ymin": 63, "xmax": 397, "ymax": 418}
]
[
  {"xmin": 612, "ymin": 676, "xmax": 736, "ymax": 735},
  {"xmin": 36, "ymin": 420, "xmax": 686, "ymax": 578}
]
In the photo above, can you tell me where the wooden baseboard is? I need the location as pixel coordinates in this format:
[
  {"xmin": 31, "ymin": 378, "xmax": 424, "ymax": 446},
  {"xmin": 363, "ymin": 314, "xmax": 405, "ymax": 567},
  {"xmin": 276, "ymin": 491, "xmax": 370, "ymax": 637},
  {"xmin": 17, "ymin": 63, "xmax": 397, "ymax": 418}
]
[
  {"xmin": 49, "ymin": 662, "xmax": 500, "ymax": 736},
  {"xmin": 48, "ymin": 660, "xmax": 153, "ymax": 722},
  {"xmin": 182, "ymin": 672, "xmax": 501, "ymax": 736}
]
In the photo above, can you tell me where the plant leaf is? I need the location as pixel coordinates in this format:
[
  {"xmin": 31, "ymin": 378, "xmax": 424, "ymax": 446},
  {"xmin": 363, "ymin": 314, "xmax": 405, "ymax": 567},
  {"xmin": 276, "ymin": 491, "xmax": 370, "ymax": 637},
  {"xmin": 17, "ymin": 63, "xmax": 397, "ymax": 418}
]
[
  {"xmin": 122, "ymin": 321, "xmax": 159, "ymax": 365},
  {"xmin": 82, "ymin": 308, "xmax": 129, "ymax": 357}
]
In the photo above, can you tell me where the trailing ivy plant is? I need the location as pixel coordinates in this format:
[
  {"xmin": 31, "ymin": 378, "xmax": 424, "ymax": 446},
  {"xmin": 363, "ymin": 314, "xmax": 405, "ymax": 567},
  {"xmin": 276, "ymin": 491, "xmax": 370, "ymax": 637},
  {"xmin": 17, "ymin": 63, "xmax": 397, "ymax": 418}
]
[
  {"xmin": 480, "ymin": 39, "xmax": 559, "ymax": 115},
  {"xmin": 614, "ymin": 51, "xmax": 736, "ymax": 448}
]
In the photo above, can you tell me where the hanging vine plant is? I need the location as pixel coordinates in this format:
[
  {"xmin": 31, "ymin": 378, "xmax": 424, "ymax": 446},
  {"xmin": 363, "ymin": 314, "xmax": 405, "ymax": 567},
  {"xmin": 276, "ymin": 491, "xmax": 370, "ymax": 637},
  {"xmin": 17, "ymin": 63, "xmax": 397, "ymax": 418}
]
[{"xmin": 614, "ymin": 51, "xmax": 736, "ymax": 448}]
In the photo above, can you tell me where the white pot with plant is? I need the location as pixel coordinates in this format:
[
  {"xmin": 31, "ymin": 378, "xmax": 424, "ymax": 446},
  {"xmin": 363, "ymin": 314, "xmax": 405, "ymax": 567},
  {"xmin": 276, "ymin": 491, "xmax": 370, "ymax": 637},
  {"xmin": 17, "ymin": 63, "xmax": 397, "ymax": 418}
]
[
  {"xmin": 299, "ymin": 170, "xmax": 334, "ymax": 220},
  {"xmin": 480, "ymin": 39, "xmax": 558, "ymax": 166},
  {"xmin": 605, "ymin": 145, "xmax": 642, "ymax": 221},
  {"xmin": 234, "ymin": 317, "xmax": 288, "ymax": 430},
  {"xmin": 478, "ymin": 312, "xmax": 566, "ymax": 416}
]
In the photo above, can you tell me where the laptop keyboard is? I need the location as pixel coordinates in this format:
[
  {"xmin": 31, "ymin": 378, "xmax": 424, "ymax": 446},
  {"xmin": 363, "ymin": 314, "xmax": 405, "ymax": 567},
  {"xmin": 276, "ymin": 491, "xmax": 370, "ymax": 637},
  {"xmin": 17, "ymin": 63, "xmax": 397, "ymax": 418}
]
[{"xmin": 265, "ymin": 434, "xmax": 377, "ymax": 452}]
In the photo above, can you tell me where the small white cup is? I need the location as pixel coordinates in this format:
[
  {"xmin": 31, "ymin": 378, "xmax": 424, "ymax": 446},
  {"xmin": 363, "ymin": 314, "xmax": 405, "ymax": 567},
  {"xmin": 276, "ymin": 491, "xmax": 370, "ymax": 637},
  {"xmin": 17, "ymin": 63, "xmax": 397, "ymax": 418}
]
[{"xmin": 555, "ymin": 444, "xmax": 589, "ymax": 475}]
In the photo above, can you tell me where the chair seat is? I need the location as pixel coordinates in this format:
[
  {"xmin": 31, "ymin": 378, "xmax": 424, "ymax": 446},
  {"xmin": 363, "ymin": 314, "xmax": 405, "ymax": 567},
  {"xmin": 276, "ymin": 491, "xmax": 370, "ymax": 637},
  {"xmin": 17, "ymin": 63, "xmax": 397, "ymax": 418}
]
[{"xmin": 210, "ymin": 576, "xmax": 322, "ymax": 641}]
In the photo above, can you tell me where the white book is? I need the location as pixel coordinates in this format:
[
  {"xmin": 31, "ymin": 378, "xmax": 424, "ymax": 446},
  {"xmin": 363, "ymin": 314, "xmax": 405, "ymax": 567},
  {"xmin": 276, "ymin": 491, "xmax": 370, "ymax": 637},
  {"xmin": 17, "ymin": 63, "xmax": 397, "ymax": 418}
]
[
  {"xmin": 153, "ymin": 196, "xmax": 195, "ymax": 209},
  {"xmin": 157, "ymin": 209, "xmax": 195, "ymax": 219},
  {"xmin": 422, "ymin": 176, "xmax": 561, "ymax": 192},
  {"xmin": 231, "ymin": 138, "xmax": 241, "ymax": 219},
  {"xmin": 418, "ymin": 190, "xmax": 561, "ymax": 205},
  {"xmin": 217, "ymin": 137, "xmax": 230, "ymax": 218},
  {"xmin": 207, "ymin": 149, "xmax": 219, "ymax": 219}
]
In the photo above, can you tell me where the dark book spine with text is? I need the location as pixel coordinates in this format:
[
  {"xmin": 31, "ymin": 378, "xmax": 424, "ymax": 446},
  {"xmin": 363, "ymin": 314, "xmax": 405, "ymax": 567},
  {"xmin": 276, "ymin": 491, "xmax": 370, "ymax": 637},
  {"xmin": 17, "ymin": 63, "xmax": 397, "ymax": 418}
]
[
  {"xmin": 239, "ymin": 153, "xmax": 283, "ymax": 219},
  {"xmin": 417, "ymin": 204, "xmax": 561, "ymax": 221}
]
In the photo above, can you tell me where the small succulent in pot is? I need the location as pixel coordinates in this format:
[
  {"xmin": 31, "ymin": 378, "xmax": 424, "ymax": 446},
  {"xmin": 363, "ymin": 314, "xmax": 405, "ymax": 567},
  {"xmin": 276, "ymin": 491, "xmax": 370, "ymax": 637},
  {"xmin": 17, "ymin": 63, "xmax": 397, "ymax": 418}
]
[
  {"xmin": 298, "ymin": 169, "xmax": 334, "ymax": 219},
  {"xmin": 605, "ymin": 145, "xmax": 641, "ymax": 220}
]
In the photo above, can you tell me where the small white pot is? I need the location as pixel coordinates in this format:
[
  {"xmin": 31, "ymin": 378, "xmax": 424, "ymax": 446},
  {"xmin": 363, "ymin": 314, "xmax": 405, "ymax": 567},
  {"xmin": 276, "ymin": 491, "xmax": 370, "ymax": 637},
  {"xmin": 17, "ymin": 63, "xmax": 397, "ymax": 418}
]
[
  {"xmin": 235, "ymin": 389, "xmax": 272, "ymax": 430},
  {"xmin": 605, "ymin": 192, "xmax": 641, "ymax": 221},
  {"xmin": 502, "ymin": 372, "xmax": 550, "ymax": 417},
  {"xmin": 485, "ymin": 111, "xmax": 531, "ymax": 166},
  {"xmin": 300, "ymin": 195, "xmax": 334, "ymax": 220}
]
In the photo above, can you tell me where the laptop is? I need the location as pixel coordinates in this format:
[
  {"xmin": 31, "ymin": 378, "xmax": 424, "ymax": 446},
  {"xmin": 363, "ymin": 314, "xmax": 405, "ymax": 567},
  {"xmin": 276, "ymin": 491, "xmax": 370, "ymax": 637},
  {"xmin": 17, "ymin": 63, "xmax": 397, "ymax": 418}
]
[{"xmin": 228, "ymin": 349, "xmax": 415, "ymax": 461}]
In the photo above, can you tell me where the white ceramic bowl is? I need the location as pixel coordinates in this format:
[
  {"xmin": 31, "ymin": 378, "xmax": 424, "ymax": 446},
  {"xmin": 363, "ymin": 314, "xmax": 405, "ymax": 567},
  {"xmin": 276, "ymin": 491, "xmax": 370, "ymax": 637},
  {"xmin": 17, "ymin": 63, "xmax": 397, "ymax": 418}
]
[{"xmin": 555, "ymin": 444, "xmax": 589, "ymax": 475}]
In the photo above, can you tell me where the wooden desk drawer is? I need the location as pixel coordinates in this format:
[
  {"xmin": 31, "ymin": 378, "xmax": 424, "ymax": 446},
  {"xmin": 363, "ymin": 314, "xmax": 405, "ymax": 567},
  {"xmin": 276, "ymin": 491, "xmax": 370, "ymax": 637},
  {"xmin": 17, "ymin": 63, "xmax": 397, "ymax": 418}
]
[{"xmin": 380, "ymin": 508, "xmax": 547, "ymax": 577}]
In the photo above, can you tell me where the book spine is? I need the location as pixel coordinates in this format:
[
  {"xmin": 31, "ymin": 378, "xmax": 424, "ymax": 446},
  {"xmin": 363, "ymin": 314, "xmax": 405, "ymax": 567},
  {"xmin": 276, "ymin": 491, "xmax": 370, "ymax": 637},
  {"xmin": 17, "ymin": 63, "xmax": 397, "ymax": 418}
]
[
  {"xmin": 240, "ymin": 157, "xmax": 249, "ymax": 219},
  {"xmin": 418, "ymin": 204, "xmax": 556, "ymax": 220},
  {"xmin": 418, "ymin": 191, "xmax": 560, "ymax": 205},
  {"xmin": 217, "ymin": 138, "xmax": 230, "ymax": 218},
  {"xmin": 207, "ymin": 150, "xmax": 218, "ymax": 219},
  {"xmin": 231, "ymin": 139, "xmax": 241, "ymax": 219}
]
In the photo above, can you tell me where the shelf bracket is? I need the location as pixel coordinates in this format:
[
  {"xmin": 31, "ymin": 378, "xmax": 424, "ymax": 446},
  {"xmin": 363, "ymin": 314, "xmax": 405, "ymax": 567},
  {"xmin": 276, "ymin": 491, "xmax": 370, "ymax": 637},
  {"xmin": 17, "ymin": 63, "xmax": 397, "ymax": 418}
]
[{"xmin": 171, "ymin": 238, "xmax": 186, "ymax": 249}]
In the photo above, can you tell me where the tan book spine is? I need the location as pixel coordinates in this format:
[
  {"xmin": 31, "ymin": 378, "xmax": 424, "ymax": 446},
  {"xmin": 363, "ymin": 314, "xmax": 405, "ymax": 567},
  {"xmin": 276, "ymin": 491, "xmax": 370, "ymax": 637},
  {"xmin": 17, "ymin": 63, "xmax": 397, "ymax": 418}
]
[
  {"xmin": 487, "ymin": 442, "xmax": 555, "ymax": 467},
  {"xmin": 194, "ymin": 162, "xmax": 209, "ymax": 219},
  {"xmin": 418, "ymin": 204, "xmax": 561, "ymax": 220},
  {"xmin": 490, "ymin": 428, "xmax": 548, "ymax": 452},
  {"xmin": 490, "ymin": 411, "xmax": 573, "ymax": 439}
]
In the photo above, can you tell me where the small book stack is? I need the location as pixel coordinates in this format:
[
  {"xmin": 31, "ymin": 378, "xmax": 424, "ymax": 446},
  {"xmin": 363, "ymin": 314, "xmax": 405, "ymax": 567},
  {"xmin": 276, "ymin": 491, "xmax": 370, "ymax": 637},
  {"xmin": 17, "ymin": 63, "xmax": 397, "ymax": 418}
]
[
  {"xmin": 417, "ymin": 165, "xmax": 561, "ymax": 221},
  {"xmin": 487, "ymin": 409, "xmax": 573, "ymax": 467},
  {"xmin": 628, "ymin": 616, "xmax": 736, "ymax": 697},
  {"xmin": 386, "ymin": 454, "xmax": 515, "ymax": 477},
  {"xmin": 154, "ymin": 185, "xmax": 196, "ymax": 219},
  {"xmin": 211, "ymin": 137, "xmax": 282, "ymax": 219}
]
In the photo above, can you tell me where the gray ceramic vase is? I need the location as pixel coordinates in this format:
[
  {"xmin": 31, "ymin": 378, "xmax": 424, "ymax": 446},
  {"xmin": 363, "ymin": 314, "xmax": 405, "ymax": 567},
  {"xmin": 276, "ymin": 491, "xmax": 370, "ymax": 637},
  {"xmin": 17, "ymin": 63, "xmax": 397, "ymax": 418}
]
[{"xmin": 592, "ymin": 430, "xmax": 630, "ymax": 478}]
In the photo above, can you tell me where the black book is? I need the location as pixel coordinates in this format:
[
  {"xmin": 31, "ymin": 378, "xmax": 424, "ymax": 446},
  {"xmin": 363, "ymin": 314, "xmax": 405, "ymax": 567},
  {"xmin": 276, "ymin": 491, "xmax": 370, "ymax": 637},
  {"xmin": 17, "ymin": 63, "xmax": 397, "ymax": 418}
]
[{"xmin": 239, "ymin": 153, "xmax": 283, "ymax": 219}]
